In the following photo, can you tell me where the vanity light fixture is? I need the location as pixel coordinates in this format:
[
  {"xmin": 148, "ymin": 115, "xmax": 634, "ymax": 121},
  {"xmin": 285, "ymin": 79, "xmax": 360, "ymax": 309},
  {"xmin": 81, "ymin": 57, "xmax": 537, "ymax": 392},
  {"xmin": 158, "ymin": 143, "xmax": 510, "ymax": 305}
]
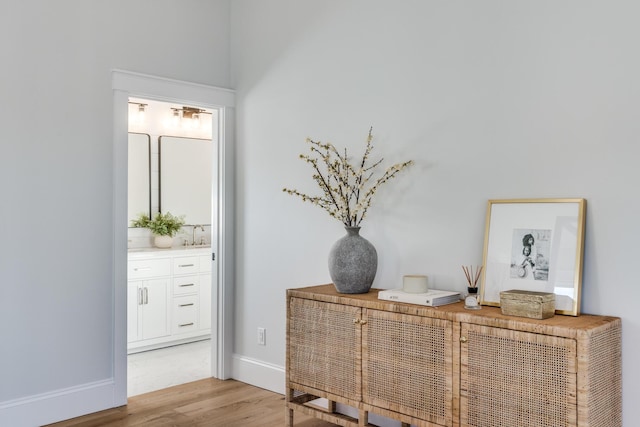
[
  {"xmin": 128, "ymin": 102, "xmax": 147, "ymax": 126},
  {"xmin": 169, "ymin": 106, "xmax": 212, "ymax": 130},
  {"xmin": 137, "ymin": 103, "xmax": 146, "ymax": 123},
  {"xmin": 171, "ymin": 108, "xmax": 181, "ymax": 128},
  {"xmin": 172, "ymin": 106, "xmax": 209, "ymax": 119}
]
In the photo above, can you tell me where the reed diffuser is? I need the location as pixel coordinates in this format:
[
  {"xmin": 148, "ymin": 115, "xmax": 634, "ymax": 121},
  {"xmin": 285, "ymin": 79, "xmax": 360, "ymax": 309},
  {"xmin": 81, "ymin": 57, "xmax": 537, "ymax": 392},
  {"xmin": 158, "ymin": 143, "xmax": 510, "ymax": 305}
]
[{"xmin": 462, "ymin": 265, "xmax": 482, "ymax": 310}]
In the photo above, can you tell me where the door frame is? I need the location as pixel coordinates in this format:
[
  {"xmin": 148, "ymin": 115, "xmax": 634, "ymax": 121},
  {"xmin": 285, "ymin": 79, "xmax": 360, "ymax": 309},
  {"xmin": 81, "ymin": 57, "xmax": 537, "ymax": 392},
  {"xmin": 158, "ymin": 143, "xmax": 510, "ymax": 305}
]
[{"xmin": 112, "ymin": 70, "xmax": 235, "ymax": 404}]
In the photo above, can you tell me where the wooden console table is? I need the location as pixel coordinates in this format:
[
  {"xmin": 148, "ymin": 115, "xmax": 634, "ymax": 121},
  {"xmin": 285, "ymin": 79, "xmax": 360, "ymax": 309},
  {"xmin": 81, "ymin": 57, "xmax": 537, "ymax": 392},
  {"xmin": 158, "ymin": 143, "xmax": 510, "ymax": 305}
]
[{"xmin": 286, "ymin": 284, "xmax": 621, "ymax": 427}]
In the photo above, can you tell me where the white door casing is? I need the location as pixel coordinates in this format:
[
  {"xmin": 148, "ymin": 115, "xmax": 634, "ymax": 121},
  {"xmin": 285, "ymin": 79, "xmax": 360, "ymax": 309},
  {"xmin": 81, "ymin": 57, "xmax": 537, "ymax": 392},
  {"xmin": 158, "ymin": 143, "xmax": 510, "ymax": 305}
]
[{"xmin": 112, "ymin": 70, "xmax": 235, "ymax": 405}]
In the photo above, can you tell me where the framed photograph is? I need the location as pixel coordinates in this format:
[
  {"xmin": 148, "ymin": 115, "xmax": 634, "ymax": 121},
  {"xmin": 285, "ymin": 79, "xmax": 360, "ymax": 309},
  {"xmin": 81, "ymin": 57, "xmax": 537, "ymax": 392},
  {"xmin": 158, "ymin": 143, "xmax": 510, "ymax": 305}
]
[{"xmin": 480, "ymin": 198, "xmax": 586, "ymax": 316}]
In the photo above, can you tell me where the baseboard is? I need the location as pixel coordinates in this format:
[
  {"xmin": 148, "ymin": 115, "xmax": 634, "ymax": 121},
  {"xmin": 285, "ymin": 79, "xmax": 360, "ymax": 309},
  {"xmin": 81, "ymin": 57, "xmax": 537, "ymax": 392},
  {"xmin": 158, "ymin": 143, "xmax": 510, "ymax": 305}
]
[
  {"xmin": 128, "ymin": 334, "xmax": 211, "ymax": 354},
  {"xmin": 0, "ymin": 378, "xmax": 117, "ymax": 427},
  {"xmin": 231, "ymin": 354, "xmax": 285, "ymax": 394}
]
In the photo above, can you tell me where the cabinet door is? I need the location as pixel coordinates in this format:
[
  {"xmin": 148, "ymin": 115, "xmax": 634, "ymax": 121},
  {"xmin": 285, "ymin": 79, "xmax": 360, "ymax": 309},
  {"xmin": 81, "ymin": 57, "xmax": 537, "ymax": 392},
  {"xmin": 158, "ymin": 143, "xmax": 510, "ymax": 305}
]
[
  {"xmin": 363, "ymin": 309, "xmax": 453, "ymax": 426},
  {"xmin": 460, "ymin": 323, "xmax": 577, "ymax": 427},
  {"xmin": 127, "ymin": 281, "xmax": 142, "ymax": 343},
  {"xmin": 141, "ymin": 278, "xmax": 170, "ymax": 340},
  {"xmin": 288, "ymin": 297, "xmax": 362, "ymax": 401}
]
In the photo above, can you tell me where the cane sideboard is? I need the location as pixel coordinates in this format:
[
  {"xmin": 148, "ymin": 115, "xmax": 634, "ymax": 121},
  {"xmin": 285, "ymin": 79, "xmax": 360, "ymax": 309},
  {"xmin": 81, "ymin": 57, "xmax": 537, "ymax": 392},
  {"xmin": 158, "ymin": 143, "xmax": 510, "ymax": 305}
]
[{"xmin": 286, "ymin": 284, "xmax": 621, "ymax": 427}]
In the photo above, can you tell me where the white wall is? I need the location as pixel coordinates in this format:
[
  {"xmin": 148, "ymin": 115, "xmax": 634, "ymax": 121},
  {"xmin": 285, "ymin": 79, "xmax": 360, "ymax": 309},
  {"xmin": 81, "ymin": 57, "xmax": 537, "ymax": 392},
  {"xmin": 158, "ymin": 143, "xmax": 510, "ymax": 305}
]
[
  {"xmin": 0, "ymin": 1, "xmax": 230, "ymax": 425},
  {"xmin": 230, "ymin": 1, "xmax": 639, "ymax": 425},
  {"xmin": 1, "ymin": 1, "xmax": 637, "ymax": 425}
]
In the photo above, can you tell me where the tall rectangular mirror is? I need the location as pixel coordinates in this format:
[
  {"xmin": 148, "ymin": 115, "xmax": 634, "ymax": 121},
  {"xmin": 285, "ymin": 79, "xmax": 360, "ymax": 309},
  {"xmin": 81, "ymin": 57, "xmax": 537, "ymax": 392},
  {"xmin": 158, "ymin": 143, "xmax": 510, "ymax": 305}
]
[
  {"xmin": 128, "ymin": 133, "xmax": 151, "ymax": 225},
  {"xmin": 159, "ymin": 136, "xmax": 212, "ymax": 225}
]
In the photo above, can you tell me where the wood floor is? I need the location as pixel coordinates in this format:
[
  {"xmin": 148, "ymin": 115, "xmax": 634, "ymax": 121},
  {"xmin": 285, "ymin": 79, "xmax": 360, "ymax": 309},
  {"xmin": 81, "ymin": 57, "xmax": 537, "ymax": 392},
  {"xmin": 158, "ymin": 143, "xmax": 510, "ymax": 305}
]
[{"xmin": 45, "ymin": 378, "xmax": 337, "ymax": 427}]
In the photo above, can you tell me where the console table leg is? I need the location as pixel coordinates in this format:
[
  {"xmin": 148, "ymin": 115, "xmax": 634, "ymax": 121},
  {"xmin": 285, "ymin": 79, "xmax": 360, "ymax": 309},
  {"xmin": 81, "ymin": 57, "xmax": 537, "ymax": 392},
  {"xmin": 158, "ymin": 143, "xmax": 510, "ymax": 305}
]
[
  {"xmin": 285, "ymin": 407, "xmax": 293, "ymax": 427},
  {"xmin": 358, "ymin": 410, "xmax": 368, "ymax": 426}
]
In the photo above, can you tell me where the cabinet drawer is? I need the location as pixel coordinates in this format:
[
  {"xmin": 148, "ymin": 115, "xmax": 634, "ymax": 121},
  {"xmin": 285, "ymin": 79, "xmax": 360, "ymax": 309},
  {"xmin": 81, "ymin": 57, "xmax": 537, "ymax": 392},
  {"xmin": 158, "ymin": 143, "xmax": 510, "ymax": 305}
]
[
  {"xmin": 199, "ymin": 254, "xmax": 211, "ymax": 272},
  {"xmin": 173, "ymin": 296, "xmax": 199, "ymax": 334},
  {"xmin": 173, "ymin": 275, "xmax": 200, "ymax": 296},
  {"xmin": 173, "ymin": 256, "xmax": 199, "ymax": 275},
  {"xmin": 128, "ymin": 258, "xmax": 171, "ymax": 280}
]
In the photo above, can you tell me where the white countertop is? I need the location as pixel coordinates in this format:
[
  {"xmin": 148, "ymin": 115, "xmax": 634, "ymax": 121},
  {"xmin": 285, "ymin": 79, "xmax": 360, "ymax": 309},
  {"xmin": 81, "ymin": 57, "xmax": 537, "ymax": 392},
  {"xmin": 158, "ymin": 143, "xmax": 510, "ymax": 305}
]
[{"xmin": 127, "ymin": 245, "xmax": 211, "ymax": 258}]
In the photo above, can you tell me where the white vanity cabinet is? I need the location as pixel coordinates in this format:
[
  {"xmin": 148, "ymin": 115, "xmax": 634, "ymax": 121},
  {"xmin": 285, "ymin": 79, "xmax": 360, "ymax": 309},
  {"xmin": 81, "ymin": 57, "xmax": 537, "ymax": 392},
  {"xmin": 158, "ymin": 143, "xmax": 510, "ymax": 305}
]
[{"xmin": 128, "ymin": 248, "xmax": 212, "ymax": 353}]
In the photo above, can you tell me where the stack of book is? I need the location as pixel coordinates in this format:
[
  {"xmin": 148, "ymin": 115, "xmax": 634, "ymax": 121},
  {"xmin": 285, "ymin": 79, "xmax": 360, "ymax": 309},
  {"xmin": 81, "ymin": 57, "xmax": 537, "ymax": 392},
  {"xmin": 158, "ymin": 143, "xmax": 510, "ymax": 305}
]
[{"xmin": 378, "ymin": 288, "xmax": 461, "ymax": 307}]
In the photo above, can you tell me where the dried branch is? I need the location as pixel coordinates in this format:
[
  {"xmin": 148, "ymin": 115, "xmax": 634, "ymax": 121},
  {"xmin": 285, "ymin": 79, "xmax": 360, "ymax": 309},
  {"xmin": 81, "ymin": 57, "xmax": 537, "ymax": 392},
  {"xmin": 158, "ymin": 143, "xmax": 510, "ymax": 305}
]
[{"xmin": 283, "ymin": 129, "xmax": 413, "ymax": 227}]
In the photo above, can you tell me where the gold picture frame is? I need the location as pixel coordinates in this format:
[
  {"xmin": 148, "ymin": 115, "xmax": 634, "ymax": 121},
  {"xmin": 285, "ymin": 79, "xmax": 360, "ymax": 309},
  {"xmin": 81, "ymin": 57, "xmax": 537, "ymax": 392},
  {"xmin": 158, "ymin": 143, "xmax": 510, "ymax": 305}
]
[{"xmin": 480, "ymin": 198, "xmax": 586, "ymax": 316}]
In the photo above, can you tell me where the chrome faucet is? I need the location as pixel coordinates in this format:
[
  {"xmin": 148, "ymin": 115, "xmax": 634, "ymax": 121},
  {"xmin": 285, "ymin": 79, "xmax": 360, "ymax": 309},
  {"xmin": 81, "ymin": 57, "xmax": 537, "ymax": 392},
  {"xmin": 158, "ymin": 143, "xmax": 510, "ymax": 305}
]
[{"xmin": 192, "ymin": 225, "xmax": 205, "ymax": 245}]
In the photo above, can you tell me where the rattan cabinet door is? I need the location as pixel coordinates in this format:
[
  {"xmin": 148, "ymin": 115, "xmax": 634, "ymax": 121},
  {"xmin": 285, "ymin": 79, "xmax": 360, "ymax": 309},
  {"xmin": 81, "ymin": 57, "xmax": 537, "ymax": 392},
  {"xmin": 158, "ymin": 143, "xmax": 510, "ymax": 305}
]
[
  {"xmin": 460, "ymin": 323, "xmax": 577, "ymax": 427},
  {"xmin": 288, "ymin": 297, "xmax": 362, "ymax": 401},
  {"xmin": 363, "ymin": 309, "xmax": 453, "ymax": 426}
]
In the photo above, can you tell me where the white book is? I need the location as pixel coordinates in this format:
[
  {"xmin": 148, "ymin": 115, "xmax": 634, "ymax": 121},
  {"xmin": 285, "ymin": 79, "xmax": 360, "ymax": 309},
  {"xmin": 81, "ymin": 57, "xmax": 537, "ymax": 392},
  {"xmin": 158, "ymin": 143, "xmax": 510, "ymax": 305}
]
[{"xmin": 378, "ymin": 288, "xmax": 461, "ymax": 307}]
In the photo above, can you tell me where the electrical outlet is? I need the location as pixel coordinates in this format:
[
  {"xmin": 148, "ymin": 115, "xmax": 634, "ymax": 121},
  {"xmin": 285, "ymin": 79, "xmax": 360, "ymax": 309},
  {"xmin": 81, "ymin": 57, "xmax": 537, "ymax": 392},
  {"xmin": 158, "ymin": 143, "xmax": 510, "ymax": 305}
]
[{"xmin": 257, "ymin": 327, "xmax": 266, "ymax": 346}]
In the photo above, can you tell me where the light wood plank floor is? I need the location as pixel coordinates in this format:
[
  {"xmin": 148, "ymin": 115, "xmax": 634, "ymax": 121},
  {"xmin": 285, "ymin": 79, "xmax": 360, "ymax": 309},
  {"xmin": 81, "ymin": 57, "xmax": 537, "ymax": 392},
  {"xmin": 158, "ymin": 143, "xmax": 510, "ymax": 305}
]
[{"xmin": 45, "ymin": 378, "xmax": 337, "ymax": 427}]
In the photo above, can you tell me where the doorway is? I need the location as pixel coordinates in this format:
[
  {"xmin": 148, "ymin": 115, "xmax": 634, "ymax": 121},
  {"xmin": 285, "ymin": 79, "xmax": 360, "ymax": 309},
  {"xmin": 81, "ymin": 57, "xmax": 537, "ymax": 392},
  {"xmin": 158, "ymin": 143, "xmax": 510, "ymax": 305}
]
[
  {"xmin": 127, "ymin": 97, "xmax": 215, "ymax": 396},
  {"xmin": 113, "ymin": 70, "xmax": 235, "ymax": 405}
]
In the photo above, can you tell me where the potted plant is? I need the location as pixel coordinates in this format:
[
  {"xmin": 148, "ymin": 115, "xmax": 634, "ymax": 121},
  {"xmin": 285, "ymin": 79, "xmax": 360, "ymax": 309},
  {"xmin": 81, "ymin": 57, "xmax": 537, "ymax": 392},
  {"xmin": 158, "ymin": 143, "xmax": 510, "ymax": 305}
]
[
  {"xmin": 131, "ymin": 212, "xmax": 186, "ymax": 248},
  {"xmin": 283, "ymin": 127, "xmax": 413, "ymax": 294}
]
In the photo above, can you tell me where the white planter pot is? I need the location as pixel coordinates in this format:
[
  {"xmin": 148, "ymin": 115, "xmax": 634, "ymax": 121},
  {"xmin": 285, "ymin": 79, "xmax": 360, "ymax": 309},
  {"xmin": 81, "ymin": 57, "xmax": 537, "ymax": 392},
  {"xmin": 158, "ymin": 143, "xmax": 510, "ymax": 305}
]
[{"xmin": 154, "ymin": 235, "xmax": 173, "ymax": 249}]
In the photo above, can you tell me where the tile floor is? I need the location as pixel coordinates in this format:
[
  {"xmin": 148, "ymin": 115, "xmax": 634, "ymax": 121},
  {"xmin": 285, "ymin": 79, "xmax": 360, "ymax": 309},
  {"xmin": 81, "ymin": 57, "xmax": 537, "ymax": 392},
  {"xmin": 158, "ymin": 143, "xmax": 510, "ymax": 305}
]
[{"xmin": 128, "ymin": 339, "xmax": 212, "ymax": 396}]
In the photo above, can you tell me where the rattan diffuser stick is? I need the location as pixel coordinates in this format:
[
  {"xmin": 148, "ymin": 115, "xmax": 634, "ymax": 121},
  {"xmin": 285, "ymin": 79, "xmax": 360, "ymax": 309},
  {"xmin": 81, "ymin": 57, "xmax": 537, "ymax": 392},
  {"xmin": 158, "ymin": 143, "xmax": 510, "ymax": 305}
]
[{"xmin": 462, "ymin": 265, "xmax": 482, "ymax": 288}]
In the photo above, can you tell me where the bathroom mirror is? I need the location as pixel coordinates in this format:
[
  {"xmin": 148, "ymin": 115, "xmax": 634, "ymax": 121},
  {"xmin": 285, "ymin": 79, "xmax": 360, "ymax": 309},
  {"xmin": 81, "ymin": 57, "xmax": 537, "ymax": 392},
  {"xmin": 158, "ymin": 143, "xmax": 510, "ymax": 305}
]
[
  {"xmin": 159, "ymin": 136, "xmax": 212, "ymax": 225},
  {"xmin": 128, "ymin": 133, "xmax": 151, "ymax": 225}
]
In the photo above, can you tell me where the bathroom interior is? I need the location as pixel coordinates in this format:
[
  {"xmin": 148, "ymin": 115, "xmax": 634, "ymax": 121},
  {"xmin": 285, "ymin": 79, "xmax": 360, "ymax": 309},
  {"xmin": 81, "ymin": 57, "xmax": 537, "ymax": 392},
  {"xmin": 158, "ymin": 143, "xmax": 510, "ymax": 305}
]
[{"xmin": 127, "ymin": 97, "xmax": 217, "ymax": 396}]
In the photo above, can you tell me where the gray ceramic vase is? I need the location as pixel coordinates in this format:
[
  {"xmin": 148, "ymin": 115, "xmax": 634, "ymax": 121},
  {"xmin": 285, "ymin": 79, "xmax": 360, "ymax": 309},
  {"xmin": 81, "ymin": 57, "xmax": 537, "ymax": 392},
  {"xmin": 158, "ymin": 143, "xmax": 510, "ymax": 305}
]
[{"xmin": 328, "ymin": 227, "xmax": 378, "ymax": 294}]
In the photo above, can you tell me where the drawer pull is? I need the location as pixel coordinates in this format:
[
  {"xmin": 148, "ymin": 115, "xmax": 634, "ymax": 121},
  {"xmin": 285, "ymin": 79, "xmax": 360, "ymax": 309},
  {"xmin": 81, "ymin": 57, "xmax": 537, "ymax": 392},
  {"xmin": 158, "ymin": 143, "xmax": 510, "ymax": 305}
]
[
  {"xmin": 179, "ymin": 283, "xmax": 195, "ymax": 287},
  {"xmin": 460, "ymin": 336, "xmax": 468, "ymax": 343},
  {"xmin": 178, "ymin": 264, "xmax": 195, "ymax": 268},
  {"xmin": 134, "ymin": 267, "xmax": 151, "ymax": 272},
  {"xmin": 179, "ymin": 303, "xmax": 194, "ymax": 307},
  {"xmin": 179, "ymin": 322, "xmax": 194, "ymax": 327}
]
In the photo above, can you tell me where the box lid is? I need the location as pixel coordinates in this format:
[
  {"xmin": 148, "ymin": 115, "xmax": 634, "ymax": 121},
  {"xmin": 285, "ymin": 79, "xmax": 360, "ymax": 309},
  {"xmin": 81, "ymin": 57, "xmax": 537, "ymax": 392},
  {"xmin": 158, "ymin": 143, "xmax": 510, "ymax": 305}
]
[{"xmin": 500, "ymin": 289, "xmax": 555, "ymax": 302}]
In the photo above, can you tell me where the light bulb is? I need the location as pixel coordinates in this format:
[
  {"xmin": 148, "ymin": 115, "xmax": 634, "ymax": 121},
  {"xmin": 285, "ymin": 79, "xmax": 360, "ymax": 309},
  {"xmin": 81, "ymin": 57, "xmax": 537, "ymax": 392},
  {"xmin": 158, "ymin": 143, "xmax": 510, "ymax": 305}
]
[
  {"xmin": 171, "ymin": 109, "xmax": 180, "ymax": 128},
  {"xmin": 137, "ymin": 104, "xmax": 146, "ymax": 124}
]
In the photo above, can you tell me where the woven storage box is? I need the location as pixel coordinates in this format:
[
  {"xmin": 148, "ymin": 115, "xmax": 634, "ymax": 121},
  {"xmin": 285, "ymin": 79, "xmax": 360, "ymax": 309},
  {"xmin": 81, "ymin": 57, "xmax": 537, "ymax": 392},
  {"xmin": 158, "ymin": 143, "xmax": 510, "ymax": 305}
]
[{"xmin": 500, "ymin": 289, "xmax": 555, "ymax": 319}]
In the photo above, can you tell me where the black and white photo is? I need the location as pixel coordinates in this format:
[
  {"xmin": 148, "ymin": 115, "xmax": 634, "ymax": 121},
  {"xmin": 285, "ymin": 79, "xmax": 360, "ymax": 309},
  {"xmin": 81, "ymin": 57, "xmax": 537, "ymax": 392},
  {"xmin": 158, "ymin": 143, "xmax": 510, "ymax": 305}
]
[{"xmin": 510, "ymin": 228, "xmax": 551, "ymax": 281}]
